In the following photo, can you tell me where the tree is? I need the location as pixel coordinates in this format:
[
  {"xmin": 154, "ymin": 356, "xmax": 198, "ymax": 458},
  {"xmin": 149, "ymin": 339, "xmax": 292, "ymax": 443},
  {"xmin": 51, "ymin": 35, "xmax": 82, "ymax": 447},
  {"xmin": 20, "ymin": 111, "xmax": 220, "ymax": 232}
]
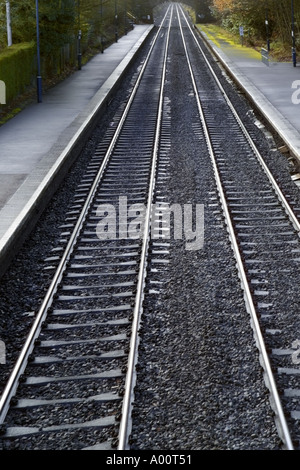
[
  {"xmin": 0, "ymin": 0, "xmax": 164, "ymax": 55},
  {"xmin": 212, "ymin": 0, "xmax": 300, "ymax": 48},
  {"xmin": 0, "ymin": 0, "xmax": 34, "ymax": 48},
  {"xmin": 195, "ymin": 0, "xmax": 214, "ymax": 22},
  {"xmin": 38, "ymin": 0, "xmax": 75, "ymax": 56},
  {"xmin": 0, "ymin": 0, "xmax": 75, "ymax": 52}
]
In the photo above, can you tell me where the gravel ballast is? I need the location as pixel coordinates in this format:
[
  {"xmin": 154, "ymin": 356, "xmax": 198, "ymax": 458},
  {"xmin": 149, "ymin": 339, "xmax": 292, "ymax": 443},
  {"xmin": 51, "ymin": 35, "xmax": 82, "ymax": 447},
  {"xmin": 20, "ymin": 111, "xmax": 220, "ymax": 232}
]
[
  {"xmin": 129, "ymin": 20, "xmax": 282, "ymax": 450},
  {"xmin": 1, "ymin": 10, "xmax": 300, "ymax": 450}
]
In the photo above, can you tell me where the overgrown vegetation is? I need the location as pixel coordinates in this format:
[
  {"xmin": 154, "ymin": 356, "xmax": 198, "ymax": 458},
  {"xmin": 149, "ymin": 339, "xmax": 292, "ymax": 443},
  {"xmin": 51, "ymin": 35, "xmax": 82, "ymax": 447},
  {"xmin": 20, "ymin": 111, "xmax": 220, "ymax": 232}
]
[
  {"xmin": 209, "ymin": 0, "xmax": 300, "ymax": 60},
  {"xmin": 0, "ymin": 0, "xmax": 159, "ymax": 116},
  {"xmin": 0, "ymin": 1, "xmax": 160, "ymax": 52},
  {"xmin": 1, "ymin": 0, "xmax": 298, "ymax": 116},
  {"xmin": 0, "ymin": 41, "xmax": 35, "ymax": 102}
]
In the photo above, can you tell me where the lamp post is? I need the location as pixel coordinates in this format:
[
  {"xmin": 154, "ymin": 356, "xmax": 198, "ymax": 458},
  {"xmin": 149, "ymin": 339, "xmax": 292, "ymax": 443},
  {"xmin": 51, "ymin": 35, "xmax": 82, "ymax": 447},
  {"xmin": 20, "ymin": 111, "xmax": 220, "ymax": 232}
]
[
  {"xmin": 5, "ymin": 1, "xmax": 12, "ymax": 47},
  {"xmin": 77, "ymin": 0, "xmax": 82, "ymax": 70},
  {"xmin": 124, "ymin": 0, "xmax": 127, "ymax": 35},
  {"xmin": 292, "ymin": 0, "xmax": 296, "ymax": 67},
  {"xmin": 100, "ymin": 0, "xmax": 104, "ymax": 53},
  {"xmin": 115, "ymin": 0, "xmax": 118, "ymax": 42},
  {"xmin": 265, "ymin": 5, "xmax": 270, "ymax": 51},
  {"xmin": 35, "ymin": 0, "xmax": 42, "ymax": 103}
]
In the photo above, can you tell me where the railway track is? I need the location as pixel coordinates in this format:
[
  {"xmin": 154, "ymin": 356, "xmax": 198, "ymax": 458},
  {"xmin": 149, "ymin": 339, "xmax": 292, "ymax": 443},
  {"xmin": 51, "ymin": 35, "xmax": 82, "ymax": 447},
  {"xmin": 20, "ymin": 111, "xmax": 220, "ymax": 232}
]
[
  {"xmin": 0, "ymin": 4, "xmax": 173, "ymax": 451},
  {"xmin": 174, "ymin": 4, "xmax": 299, "ymax": 449},
  {"xmin": 1, "ymin": 2, "xmax": 300, "ymax": 451}
]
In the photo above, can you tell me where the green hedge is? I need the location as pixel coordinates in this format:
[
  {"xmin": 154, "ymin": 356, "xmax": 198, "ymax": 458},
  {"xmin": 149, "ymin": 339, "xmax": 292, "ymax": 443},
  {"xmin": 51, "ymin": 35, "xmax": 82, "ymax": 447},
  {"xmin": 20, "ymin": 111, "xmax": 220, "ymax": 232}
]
[{"xmin": 0, "ymin": 42, "xmax": 35, "ymax": 103}]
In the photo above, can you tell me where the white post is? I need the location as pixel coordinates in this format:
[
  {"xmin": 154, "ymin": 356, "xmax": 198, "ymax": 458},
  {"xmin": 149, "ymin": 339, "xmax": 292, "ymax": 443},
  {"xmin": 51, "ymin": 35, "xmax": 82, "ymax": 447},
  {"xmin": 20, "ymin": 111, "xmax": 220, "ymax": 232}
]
[
  {"xmin": 0, "ymin": 81, "xmax": 6, "ymax": 104},
  {"xmin": 6, "ymin": 1, "xmax": 12, "ymax": 47}
]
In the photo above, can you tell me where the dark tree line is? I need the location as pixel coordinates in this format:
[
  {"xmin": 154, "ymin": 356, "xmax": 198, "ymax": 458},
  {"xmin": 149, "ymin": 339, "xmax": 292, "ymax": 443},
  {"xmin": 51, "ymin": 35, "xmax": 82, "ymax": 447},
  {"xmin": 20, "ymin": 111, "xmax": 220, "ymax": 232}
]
[
  {"xmin": 211, "ymin": 0, "xmax": 300, "ymax": 47},
  {"xmin": 0, "ymin": 0, "xmax": 160, "ymax": 52}
]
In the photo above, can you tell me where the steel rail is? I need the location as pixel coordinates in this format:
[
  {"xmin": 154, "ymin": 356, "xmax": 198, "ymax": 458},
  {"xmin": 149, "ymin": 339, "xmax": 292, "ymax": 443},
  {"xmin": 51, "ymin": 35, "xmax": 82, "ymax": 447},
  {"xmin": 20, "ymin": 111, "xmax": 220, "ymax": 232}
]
[
  {"xmin": 177, "ymin": 4, "xmax": 294, "ymax": 450},
  {"xmin": 117, "ymin": 4, "xmax": 174, "ymax": 451},
  {"xmin": 183, "ymin": 8, "xmax": 300, "ymax": 235},
  {"xmin": 0, "ymin": 8, "xmax": 171, "ymax": 426}
]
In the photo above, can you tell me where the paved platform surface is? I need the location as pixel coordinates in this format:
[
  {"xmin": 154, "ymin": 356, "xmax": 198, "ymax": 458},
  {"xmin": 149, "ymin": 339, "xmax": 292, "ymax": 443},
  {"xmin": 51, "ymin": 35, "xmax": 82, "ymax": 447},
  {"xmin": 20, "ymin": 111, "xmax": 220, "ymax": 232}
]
[
  {"xmin": 196, "ymin": 25, "xmax": 300, "ymax": 160},
  {"xmin": 0, "ymin": 24, "xmax": 153, "ymax": 275}
]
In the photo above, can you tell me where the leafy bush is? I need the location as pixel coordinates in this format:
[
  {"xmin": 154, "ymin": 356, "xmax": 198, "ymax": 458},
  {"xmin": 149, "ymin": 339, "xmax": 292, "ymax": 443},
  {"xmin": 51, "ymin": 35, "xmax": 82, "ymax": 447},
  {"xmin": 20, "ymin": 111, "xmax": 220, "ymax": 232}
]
[{"xmin": 212, "ymin": 0, "xmax": 300, "ymax": 47}]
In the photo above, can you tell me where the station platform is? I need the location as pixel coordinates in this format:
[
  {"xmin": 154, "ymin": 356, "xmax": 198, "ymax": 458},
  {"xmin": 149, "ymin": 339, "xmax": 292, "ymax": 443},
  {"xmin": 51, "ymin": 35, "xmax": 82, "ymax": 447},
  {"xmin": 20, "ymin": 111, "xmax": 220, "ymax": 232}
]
[
  {"xmin": 0, "ymin": 24, "xmax": 153, "ymax": 277},
  {"xmin": 196, "ymin": 24, "xmax": 300, "ymax": 160}
]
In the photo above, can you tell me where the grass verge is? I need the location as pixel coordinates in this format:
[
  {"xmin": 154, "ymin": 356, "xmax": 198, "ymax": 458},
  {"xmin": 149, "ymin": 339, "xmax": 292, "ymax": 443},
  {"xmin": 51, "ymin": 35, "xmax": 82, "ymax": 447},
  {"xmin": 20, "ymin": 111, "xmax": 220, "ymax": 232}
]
[{"xmin": 197, "ymin": 23, "xmax": 292, "ymax": 62}]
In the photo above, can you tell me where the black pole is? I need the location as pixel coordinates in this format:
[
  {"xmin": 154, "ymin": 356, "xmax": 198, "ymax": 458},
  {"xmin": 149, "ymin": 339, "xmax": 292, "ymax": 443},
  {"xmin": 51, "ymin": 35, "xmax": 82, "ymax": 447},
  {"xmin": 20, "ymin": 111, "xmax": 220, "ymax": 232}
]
[
  {"xmin": 100, "ymin": 0, "xmax": 104, "ymax": 52},
  {"xmin": 77, "ymin": 0, "xmax": 82, "ymax": 69},
  {"xmin": 115, "ymin": 0, "xmax": 118, "ymax": 42},
  {"xmin": 292, "ymin": 0, "xmax": 296, "ymax": 66},
  {"xmin": 265, "ymin": 7, "xmax": 270, "ymax": 51},
  {"xmin": 124, "ymin": 0, "xmax": 127, "ymax": 35},
  {"xmin": 35, "ymin": 0, "xmax": 42, "ymax": 103}
]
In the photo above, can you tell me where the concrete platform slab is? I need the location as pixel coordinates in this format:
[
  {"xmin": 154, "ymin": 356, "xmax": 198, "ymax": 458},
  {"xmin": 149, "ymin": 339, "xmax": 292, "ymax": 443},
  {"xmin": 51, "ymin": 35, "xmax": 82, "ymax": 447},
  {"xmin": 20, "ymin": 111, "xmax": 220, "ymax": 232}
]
[{"xmin": 196, "ymin": 26, "xmax": 300, "ymax": 161}]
